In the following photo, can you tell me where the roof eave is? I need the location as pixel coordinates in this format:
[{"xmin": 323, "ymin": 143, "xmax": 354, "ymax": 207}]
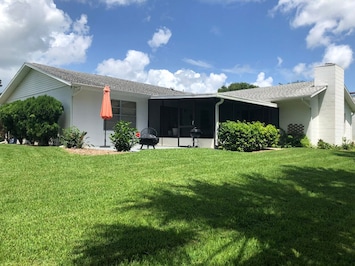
[
  {"xmin": 344, "ymin": 88, "xmax": 355, "ymax": 112},
  {"xmin": 150, "ymin": 93, "xmax": 278, "ymax": 108}
]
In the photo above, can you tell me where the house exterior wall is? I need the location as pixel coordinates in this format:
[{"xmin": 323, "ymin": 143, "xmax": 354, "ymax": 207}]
[
  {"xmin": 315, "ymin": 64, "xmax": 344, "ymax": 145},
  {"xmin": 5, "ymin": 69, "xmax": 72, "ymax": 129},
  {"xmin": 72, "ymin": 88, "xmax": 149, "ymax": 147},
  {"xmin": 344, "ymin": 101, "xmax": 353, "ymax": 141},
  {"xmin": 278, "ymin": 100, "xmax": 311, "ymax": 136},
  {"xmin": 309, "ymin": 94, "xmax": 320, "ymax": 145}
]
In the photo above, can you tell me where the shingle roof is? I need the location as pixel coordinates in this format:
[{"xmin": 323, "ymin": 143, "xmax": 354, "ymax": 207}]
[
  {"xmin": 220, "ymin": 81, "xmax": 327, "ymax": 102},
  {"xmin": 27, "ymin": 63, "xmax": 188, "ymax": 97}
]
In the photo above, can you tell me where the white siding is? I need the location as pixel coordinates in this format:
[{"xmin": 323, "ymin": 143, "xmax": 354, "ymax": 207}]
[
  {"xmin": 72, "ymin": 88, "xmax": 149, "ymax": 147},
  {"xmin": 278, "ymin": 100, "xmax": 311, "ymax": 136},
  {"xmin": 309, "ymin": 94, "xmax": 320, "ymax": 145},
  {"xmin": 7, "ymin": 70, "xmax": 68, "ymax": 101},
  {"xmin": 6, "ymin": 69, "xmax": 72, "ymax": 129},
  {"xmin": 344, "ymin": 101, "xmax": 352, "ymax": 141}
]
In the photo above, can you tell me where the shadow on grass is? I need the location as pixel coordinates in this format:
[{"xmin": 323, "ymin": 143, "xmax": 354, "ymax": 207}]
[
  {"xmin": 72, "ymin": 224, "xmax": 193, "ymax": 265},
  {"xmin": 332, "ymin": 150, "xmax": 355, "ymax": 159},
  {"xmin": 73, "ymin": 166, "xmax": 355, "ymax": 265}
]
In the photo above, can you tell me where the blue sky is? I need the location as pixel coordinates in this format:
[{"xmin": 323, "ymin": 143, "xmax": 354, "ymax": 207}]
[{"xmin": 1, "ymin": 0, "xmax": 354, "ymax": 93}]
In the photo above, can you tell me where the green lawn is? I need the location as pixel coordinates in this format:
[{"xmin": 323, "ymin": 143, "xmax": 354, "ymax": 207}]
[{"xmin": 0, "ymin": 145, "xmax": 354, "ymax": 265}]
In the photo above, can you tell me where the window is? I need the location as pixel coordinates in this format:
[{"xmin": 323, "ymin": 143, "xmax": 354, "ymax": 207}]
[{"xmin": 105, "ymin": 100, "xmax": 136, "ymax": 130}]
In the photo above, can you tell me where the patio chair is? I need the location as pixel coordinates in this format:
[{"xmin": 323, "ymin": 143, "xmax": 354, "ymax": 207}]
[{"xmin": 139, "ymin": 127, "xmax": 159, "ymax": 149}]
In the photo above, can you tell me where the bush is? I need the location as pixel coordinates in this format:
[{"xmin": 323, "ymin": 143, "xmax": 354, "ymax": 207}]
[
  {"xmin": 110, "ymin": 121, "xmax": 139, "ymax": 152},
  {"xmin": 218, "ymin": 120, "xmax": 279, "ymax": 152},
  {"xmin": 0, "ymin": 95, "xmax": 63, "ymax": 145},
  {"xmin": 279, "ymin": 128, "xmax": 310, "ymax": 148},
  {"xmin": 25, "ymin": 96, "xmax": 64, "ymax": 145},
  {"xmin": 300, "ymin": 135, "xmax": 311, "ymax": 148},
  {"xmin": 60, "ymin": 126, "xmax": 87, "ymax": 148},
  {"xmin": 317, "ymin": 139, "xmax": 333, "ymax": 150},
  {"xmin": 0, "ymin": 120, "xmax": 5, "ymax": 142},
  {"xmin": 341, "ymin": 137, "xmax": 355, "ymax": 150}
]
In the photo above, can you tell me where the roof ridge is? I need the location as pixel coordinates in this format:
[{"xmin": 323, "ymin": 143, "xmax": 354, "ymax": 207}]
[{"xmin": 25, "ymin": 62, "xmax": 187, "ymax": 96}]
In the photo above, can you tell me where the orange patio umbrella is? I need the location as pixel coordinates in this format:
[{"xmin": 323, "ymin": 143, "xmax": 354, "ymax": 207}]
[{"xmin": 100, "ymin": 85, "xmax": 113, "ymax": 147}]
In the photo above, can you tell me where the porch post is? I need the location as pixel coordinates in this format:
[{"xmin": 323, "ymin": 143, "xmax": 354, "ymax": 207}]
[{"xmin": 214, "ymin": 98, "xmax": 224, "ymax": 148}]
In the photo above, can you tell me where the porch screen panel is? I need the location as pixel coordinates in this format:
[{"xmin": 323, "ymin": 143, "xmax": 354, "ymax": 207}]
[{"xmin": 105, "ymin": 100, "xmax": 136, "ymax": 130}]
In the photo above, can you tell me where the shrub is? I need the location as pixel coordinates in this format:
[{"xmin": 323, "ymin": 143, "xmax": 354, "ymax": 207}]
[
  {"xmin": 0, "ymin": 120, "xmax": 5, "ymax": 142},
  {"xmin": 300, "ymin": 135, "xmax": 311, "ymax": 148},
  {"xmin": 0, "ymin": 95, "xmax": 63, "ymax": 145},
  {"xmin": 279, "ymin": 128, "xmax": 309, "ymax": 148},
  {"xmin": 218, "ymin": 120, "xmax": 279, "ymax": 152},
  {"xmin": 110, "ymin": 121, "xmax": 139, "ymax": 152},
  {"xmin": 60, "ymin": 126, "xmax": 87, "ymax": 148},
  {"xmin": 317, "ymin": 139, "xmax": 333, "ymax": 150},
  {"xmin": 25, "ymin": 96, "xmax": 64, "ymax": 145},
  {"xmin": 341, "ymin": 137, "xmax": 355, "ymax": 151}
]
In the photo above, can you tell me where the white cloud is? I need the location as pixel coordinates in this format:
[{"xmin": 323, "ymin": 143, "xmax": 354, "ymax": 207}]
[
  {"xmin": 148, "ymin": 27, "xmax": 172, "ymax": 50},
  {"xmin": 253, "ymin": 72, "xmax": 273, "ymax": 87},
  {"xmin": 272, "ymin": 0, "xmax": 355, "ymax": 74},
  {"xmin": 272, "ymin": 0, "xmax": 355, "ymax": 49},
  {"xmin": 183, "ymin": 58, "xmax": 213, "ymax": 68},
  {"xmin": 102, "ymin": 0, "xmax": 146, "ymax": 6},
  {"xmin": 277, "ymin": 56, "xmax": 283, "ymax": 67},
  {"xmin": 222, "ymin": 64, "xmax": 254, "ymax": 74},
  {"xmin": 0, "ymin": 0, "xmax": 92, "ymax": 88},
  {"xmin": 293, "ymin": 63, "xmax": 307, "ymax": 76},
  {"xmin": 96, "ymin": 50, "xmax": 227, "ymax": 93},
  {"xmin": 323, "ymin": 44, "xmax": 353, "ymax": 69},
  {"xmin": 290, "ymin": 45, "xmax": 354, "ymax": 81},
  {"xmin": 96, "ymin": 50, "xmax": 149, "ymax": 82},
  {"xmin": 199, "ymin": 0, "xmax": 264, "ymax": 4}
]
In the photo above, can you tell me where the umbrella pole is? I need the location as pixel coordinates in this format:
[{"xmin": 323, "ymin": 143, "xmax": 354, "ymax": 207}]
[{"xmin": 102, "ymin": 120, "xmax": 109, "ymax": 148}]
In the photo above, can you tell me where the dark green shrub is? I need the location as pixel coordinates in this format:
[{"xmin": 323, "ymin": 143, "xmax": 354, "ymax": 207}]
[
  {"xmin": 110, "ymin": 121, "xmax": 139, "ymax": 152},
  {"xmin": 25, "ymin": 96, "xmax": 63, "ymax": 145},
  {"xmin": 0, "ymin": 100, "xmax": 28, "ymax": 143},
  {"xmin": 279, "ymin": 128, "xmax": 309, "ymax": 148},
  {"xmin": 341, "ymin": 137, "xmax": 355, "ymax": 150},
  {"xmin": 218, "ymin": 120, "xmax": 279, "ymax": 152},
  {"xmin": 0, "ymin": 120, "xmax": 4, "ymax": 142},
  {"xmin": 0, "ymin": 95, "xmax": 63, "ymax": 145},
  {"xmin": 60, "ymin": 126, "xmax": 87, "ymax": 148},
  {"xmin": 317, "ymin": 139, "xmax": 333, "ymax": 149}
]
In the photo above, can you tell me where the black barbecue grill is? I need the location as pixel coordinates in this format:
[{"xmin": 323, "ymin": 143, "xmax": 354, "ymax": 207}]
[{"xmin": 139, "ymin": 127, "xmax": 159, "ymax": 149}]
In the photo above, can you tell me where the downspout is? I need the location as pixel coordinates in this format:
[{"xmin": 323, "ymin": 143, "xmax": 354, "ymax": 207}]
[{"xmin": 214, "ymin": 98, "xmax": 224, "ymax": 148}]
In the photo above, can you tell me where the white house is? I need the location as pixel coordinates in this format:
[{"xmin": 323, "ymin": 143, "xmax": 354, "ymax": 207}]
[
  {"xmin": 223, "ymin": 63, "xmax": 355, "ymax": 146},
  {"xmin": 0, "ymin": 62, "xmax": 354, "ymax": 147}
]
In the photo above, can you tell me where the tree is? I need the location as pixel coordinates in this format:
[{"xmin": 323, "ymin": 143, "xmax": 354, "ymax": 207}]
[
  {"xmin": 0, "ymin": 95, "xmax": 63, "ymax": 145},
  {"xmin": 218, "ymin": 82, "xmax": 258, "ymax": 92},
  {"xmin": 0, "ymin": 100, "xmax": 27, "ymax": 143},
  {"xmin": 25, "ymin": 95, "xmax": 64, "ymax": 145}
]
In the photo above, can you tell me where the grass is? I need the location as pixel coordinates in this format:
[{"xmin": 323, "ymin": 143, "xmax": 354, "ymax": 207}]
[{"xmin": 0, "ymin": 145, "xmax": 354, "ymax": 265}]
